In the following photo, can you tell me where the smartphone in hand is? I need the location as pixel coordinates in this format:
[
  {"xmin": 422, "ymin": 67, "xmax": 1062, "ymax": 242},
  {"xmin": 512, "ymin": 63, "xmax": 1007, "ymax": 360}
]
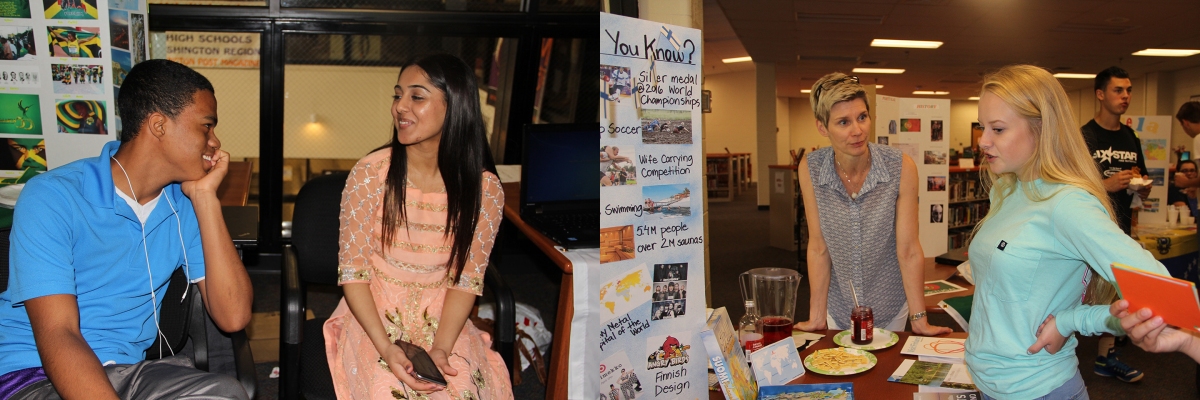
[{"xmin": 393, "ymin": 340, "xmax": 448, "ymax": 387}]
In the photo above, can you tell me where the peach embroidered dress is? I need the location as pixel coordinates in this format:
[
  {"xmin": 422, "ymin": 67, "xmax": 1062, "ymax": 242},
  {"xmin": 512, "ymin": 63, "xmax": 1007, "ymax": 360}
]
[{"xmin": 324, "ymin": 150, "xmax": 511, "ymax": 399}]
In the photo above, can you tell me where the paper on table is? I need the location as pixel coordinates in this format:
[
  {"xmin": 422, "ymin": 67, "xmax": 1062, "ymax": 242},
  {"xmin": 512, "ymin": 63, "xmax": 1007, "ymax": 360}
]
[
  {"xmin": 924, "ymin": 280, "xmax": 967, "ymax": 296},
  {"xmin": 889, "ymin": 359, "xmax": 977, "ymax": 391},
  {"xmin": 791, "ymin": 331, "xmax": 825, "ymax": 351},
  {"xmin": 901, "ymin": 336, "xmax": 966, "ymax": 359}
]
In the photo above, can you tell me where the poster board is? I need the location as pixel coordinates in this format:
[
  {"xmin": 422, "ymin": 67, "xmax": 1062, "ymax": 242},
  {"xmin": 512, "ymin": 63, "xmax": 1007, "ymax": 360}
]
[
  {"xmin": 875, "ymin": 95, "xmax": 950, "ymax": 256},
  {"xmin": 588, "ymin": 12, "xmax": 707, "ymax": 400},
  {"xmin": 0, "ymin": 0, "xmax": 148, "ymax": 174},
  {"xmin": 1124, "ymin": 115, "xmax": 1172, "ymax": 224}
]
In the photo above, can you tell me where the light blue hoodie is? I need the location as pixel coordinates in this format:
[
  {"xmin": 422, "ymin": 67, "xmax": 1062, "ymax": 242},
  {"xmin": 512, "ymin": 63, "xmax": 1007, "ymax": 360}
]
[{"xmin": 966, "ymin": 179, "xmax": 1167, "ymax": 399}]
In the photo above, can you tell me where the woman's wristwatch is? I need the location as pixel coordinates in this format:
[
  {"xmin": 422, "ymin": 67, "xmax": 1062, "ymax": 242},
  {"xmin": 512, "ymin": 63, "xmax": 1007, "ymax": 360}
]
[{"xmin": 909, "ymin": 311, "xmax": 927, "ymax": 321}]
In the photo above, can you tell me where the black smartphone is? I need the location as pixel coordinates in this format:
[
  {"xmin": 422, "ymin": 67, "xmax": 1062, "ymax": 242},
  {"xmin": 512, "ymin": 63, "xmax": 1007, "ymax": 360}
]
[{"xmin": 393, "ymin": 340, "xmax": 448, "ymax": 387}]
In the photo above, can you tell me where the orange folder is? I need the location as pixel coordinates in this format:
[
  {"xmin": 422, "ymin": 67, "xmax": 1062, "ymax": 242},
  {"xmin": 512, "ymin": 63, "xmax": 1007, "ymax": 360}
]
[{"xmin": 1111, "ymin": 263, "xmax": 1200, "ymax": 332}]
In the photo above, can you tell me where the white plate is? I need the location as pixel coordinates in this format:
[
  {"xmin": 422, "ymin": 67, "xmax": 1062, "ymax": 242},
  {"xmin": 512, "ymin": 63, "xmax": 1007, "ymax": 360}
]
[
  {"xmin": 832, "ymin": 328, "xmax": 900, "ymax": 351},
  {"xmin": 803, "ymin": 347, "xmax": 877, "ymax": 376},
  {"xmin": 0, "ymin": 184, "xmax": 24, "ymax": 208}
]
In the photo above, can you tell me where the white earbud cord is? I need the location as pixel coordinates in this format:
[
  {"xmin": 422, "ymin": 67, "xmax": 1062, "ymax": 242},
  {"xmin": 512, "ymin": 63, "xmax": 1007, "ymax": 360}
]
[{"xmin": 112, "ymin": 156, "xmax": 174, "ymax": 357}]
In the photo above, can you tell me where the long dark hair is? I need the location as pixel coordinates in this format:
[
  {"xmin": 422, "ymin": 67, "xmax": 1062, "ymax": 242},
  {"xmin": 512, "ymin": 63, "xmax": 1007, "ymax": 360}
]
[{"xmin": 378, "ymin": 53, "xmax": 497, "ymax": 284}]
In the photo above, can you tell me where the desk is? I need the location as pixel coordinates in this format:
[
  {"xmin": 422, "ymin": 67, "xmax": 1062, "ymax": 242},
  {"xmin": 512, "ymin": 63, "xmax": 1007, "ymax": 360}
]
[
  {"xmin": 710, "ymin": 330, "xmax": 969, "ymax": 399},
  {"xmin": 924, "ymin": 258, "xmax": 975, "ymax": 314},
  {"xmin": 217, "ymin": 161, "xmax": 253, "ymax": 207},
  {"xmin": 501, "ymin": 182, "xmax": 573, "ymax": 400}
]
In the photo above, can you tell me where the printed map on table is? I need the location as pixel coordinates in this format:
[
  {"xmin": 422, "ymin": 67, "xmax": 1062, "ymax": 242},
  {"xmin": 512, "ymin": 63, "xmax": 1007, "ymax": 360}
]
[
  {"xmin": 748, "ymin": 337, "xmax": 804, "ymax": 387},
  {"xmin": 598, "ymin": 263, "xmax": 652, "ymax": 322}
]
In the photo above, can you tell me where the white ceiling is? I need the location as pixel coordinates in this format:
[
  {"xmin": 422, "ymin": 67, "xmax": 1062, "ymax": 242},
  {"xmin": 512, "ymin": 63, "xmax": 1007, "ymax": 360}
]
[{"xmin": 704, "ymin": 0, "xmax": 1200, "ymax": 99}]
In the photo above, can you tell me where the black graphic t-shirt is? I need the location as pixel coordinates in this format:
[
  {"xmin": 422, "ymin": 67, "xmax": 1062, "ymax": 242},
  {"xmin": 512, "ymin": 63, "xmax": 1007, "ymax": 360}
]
[{"xmin": 1081, "ymin": 119, "xmax": 1148, "ymax": 235}]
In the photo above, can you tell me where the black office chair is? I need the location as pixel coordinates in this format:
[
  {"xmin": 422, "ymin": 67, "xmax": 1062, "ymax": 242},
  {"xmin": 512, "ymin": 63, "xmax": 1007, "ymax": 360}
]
[
  {"xmin": 281, "ymin": 171, "xmax": 516, "ymax": 399},
  {"xmin": 0, "ymin": 227, "xmax": 256, "ymax": 398},
  {"xmin": 145, "ymin": 268, "xmax": 257, "ymax": 399}
]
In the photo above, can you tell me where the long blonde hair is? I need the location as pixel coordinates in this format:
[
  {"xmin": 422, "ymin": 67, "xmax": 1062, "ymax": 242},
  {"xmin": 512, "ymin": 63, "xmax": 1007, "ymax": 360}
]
[{"xmin": 972, "ymin": 65, "xmax": 1115, "ymax": 239}]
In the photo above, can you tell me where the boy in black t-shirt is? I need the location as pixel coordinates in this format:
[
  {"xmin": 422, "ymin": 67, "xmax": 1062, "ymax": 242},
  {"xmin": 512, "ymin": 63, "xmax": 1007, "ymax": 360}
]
[{"xmin": 1081, "ymin": 66, "xmax": 1151, "ymax": 384}]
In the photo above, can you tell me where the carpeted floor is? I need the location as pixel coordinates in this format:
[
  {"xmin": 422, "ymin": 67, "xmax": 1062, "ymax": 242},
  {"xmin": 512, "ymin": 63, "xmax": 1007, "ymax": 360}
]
[{"xmin": 708, "ymin": 183, "xmax": 1199, "ymax": 399}]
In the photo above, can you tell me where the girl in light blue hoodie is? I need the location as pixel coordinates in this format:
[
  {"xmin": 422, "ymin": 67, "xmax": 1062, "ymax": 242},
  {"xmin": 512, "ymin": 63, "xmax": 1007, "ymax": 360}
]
[{"xmin": 967, "ymin": 64, "xmax": 1169, "ymax": 400}]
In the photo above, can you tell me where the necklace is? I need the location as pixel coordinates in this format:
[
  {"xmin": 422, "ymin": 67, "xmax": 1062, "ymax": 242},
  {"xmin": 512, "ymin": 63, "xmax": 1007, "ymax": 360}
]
[{"xmin": 835, "ymin": 157, "xmax": 869, "ymax": 199}]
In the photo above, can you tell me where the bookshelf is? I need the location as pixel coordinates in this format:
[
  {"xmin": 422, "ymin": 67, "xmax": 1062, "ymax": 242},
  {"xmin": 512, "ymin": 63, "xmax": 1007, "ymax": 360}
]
[
  {"xmin": 947, "ymin": 166, "xmax": 989, "ymax": 250},
  {"xmin": 706, "ymin": 154, "xmax": 734, "ymax": 202}
]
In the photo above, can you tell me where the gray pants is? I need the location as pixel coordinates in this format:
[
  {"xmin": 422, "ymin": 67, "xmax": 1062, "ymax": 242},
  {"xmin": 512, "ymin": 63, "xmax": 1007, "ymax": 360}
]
[{"xmin": 11, "ymin": 355, "xmax": 248, "ymax": 400}]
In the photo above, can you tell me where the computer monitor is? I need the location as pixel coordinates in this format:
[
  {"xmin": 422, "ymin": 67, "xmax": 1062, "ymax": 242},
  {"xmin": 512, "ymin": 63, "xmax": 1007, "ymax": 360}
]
[{"xmin": 520, "ymin": 123, "xmax": 599, "ymax": 208}]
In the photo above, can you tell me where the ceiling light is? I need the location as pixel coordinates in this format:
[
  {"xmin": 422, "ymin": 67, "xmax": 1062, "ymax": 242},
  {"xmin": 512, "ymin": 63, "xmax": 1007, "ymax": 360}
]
[
  {"xmin": 852, "ymin": 68, "xmax": 905, "ymax": 74},
  {"xmin": 1132, "ymin": 48, "xmax": 1200, "ymax": 57},
  {"xmin": 1053, "ymin": 73, "xmax": 1096, "ymax": 79},
  {"xmin": 870, "ymin": 39, "xmax": 943, "ymax": 49},
  {"xmin": 801, "ymin": 89, "xmax": 812, "ymax": 93},
  {"xmin": 722, "ymin": 56, "xmax": 752, "ymax": 63},
  {"xmin": 875, "ymin": 85, "xmax": 884, "ymax": 89},
  {"xmin": 968, "ymin": 96, "xmax": 980, "ymax": 100},
  {"xmin": 913, "ymin": 91, "xmax": 949, "ymax": 95}
]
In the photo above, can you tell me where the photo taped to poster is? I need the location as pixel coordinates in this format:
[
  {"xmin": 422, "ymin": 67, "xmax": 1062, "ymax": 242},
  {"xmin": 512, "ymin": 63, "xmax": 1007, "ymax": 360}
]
[
  {"xmin": 0, "ymin": 138, "xmax": 46, "ymax": 172},
  {"xmin": 601, "ymin": 145, "xmax": 638, "ymax": 187},
  {"xmin": 927, "ymin": 176, "xmax": 946, "ymax": 192},
  {"xmin": 640, "ymin": 109, "xmax": 692, "ymax": 144},
  {"xmin": 0, "ymin": 93, "xmax": 40, "ymax": 134},
  {"xmin": 642, "ymin": 184, "xmax": 691, "ymax": 220},
  {"xmin": 56, "ymin": 99, "xmax": 106, "ymax": 134},
  {"xmin": 600, "ymin": 225, "xmax": 635, "ymax": 264},
  {"xmin": 43, "ymin": 0, "xmax": 98, "ymax": 19},
  {"xmin": 0, "ymin": 65, "xmax": 40, "ymax": 88},
  {"xmin": 0, "ymin": 0, "xmax": 31, "ymax": 18},
  {"xmin": 47, "ymin": 26, "xmax": 102, "ymax": 58},
  {"xmin": 130, "ymin": 14, "xmax": 145, "ymax": 63},
  {"xmin": 110, "ymin": 9, "xmax": 130, "ymax": 50},
  {"xmin": 0, "ymin": 26, "xmax": 37, "ymax": 61},
  {"xmin": 112, "ymin": 49, "xmax": 130, "ymax": 86},
  {"xmin": 52, "ymin": 63, "xmax": 103, "ymax": 95}
]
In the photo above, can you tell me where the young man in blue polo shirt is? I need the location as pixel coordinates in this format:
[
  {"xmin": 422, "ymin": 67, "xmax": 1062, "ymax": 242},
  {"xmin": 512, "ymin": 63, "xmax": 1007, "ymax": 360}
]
[{"xmin": 0, "ymin": 59, "xmax": 253, "ymax": 399}]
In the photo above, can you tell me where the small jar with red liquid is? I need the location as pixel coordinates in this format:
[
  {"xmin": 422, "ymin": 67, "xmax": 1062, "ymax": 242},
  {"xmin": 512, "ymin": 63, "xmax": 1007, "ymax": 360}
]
[{"xmin": 851, "ymin": 306, "xmax": 874, "ymax": 344}]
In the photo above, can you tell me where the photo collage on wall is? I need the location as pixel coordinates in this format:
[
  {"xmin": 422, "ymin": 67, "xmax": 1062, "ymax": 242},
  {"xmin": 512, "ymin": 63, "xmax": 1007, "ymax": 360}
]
[
  {"xmin": 592, "ymin": 13, "xmax": 707, "ymax": 399},
  {"xmin": 0, "ymin": 0, "xmax": 147, "ymax": 174},
  {"xmin": 876, "ymin": 96, "xmax": 951, "ymax": 255}
]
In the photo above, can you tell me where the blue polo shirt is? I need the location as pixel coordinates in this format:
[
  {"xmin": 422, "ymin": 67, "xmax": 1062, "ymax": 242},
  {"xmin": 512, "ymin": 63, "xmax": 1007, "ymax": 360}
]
[{"xmin": 0, "ymin": 141, "xmax": 207, "ymax": 375}]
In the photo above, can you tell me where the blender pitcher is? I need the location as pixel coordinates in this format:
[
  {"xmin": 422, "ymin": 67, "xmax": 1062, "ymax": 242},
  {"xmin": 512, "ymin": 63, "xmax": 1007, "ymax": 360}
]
[{"xmin": 740, "ymin": 268, "xmax": 800, "ymax": 346}]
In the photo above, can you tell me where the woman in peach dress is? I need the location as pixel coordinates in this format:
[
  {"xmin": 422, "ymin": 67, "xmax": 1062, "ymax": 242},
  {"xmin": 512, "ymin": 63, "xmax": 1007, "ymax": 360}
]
[{"xmin": 324, "ymin": 53, "xmax": 512, "ymax": 399}]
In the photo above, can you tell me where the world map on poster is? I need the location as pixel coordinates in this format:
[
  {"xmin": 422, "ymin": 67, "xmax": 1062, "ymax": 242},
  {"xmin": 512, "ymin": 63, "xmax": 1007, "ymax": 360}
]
[
  {"xmin": 1143, "ymin": 139, "xmax": 1168, "ymax": 161},
  {"xmin": 598, "ymin": 264, "xmax": 651, "ymax": 320}
]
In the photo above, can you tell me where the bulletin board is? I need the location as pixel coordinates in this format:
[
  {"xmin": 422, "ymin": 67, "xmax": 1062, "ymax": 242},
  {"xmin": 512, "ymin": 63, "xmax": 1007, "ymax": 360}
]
[
  {"xmin": 588, "ymin": 12, "xmax": 707, "ymax": 400},
  {"xmin": 875, "ymin": 95, "xmax": 951, "ymax": 256},
  {"xmin": 1124, "ymin": 115, "xmax": 1173, "ymax": 224},
  {"xmin": 0, "ymin": 0, "xmax": 148, "ymax": 174}
]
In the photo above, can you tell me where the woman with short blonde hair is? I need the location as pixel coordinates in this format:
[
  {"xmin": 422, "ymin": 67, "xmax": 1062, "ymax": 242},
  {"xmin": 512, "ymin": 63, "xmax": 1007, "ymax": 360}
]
[{"xmin": 793, "ymin": 72, "xmax": 950, "ymax": 336}]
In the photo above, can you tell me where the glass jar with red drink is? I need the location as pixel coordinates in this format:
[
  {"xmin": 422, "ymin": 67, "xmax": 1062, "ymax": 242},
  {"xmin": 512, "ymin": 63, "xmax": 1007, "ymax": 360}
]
[{"xmin": 851, "ymin": 306, "xmax": 873, "ymax": 344}]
